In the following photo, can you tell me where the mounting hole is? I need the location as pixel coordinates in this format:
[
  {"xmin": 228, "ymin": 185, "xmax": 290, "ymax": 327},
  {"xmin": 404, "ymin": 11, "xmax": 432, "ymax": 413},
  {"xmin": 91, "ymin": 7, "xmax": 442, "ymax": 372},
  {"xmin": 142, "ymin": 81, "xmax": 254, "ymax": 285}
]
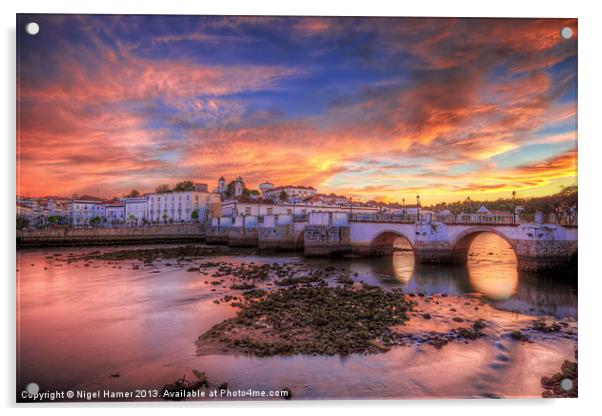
[
  {"xmin": 560, "ymin": 26, "xmax": 573, "ymax": 39},
  {"xmin": 25, "ymin": 382, "xmax": 39, "ymax": 395},
  {"xmin": 560, "ymin": 378, "xmax": 574, "ymax": 391},
  {"xmin": 25, "ymin": 22, "xmax": 39, "ymax": 36}
]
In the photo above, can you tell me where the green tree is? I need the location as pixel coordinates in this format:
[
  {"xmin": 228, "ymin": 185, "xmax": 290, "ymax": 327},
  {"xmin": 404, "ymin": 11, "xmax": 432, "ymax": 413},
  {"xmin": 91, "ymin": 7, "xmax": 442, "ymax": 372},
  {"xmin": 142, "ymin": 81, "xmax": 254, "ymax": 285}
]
[
  {"xmin": 47, "ymin": 215, "xmax": 59, "ymax": 225},
  {"xmin": 156, "ymin": 184, "xmax": 171, "ymax": 194},
  {"xmin": 191, "ymin": 209, "xmax": 199, "ymax": 221},
  {"xmin": 89, "ymin": 216, "xmax": 102, "ymax": 226},
  {"xmin": 162, "ymin": 213, "xmax": 168, "ymax": 224},
  {"xmin": 279, "ymin": 190, "xmax": 288, "ymax": 202},
  {"xmin": 16, "ymin": 214, "xmax": 30, "ymax": 230},
  {"xmin": 174, "ymin": 180, "xmax": 194, "ymax": 192},
  {"xmin": 244, "ymin": 188, "xmax": 260, "ymax": 197},
  {"xmin": 124, "ymin": 189, "xmax": 140, "ymax": 198},
  {"xmin": 225, "ymin": 181, "xmax": 236, "ymax": 198}
]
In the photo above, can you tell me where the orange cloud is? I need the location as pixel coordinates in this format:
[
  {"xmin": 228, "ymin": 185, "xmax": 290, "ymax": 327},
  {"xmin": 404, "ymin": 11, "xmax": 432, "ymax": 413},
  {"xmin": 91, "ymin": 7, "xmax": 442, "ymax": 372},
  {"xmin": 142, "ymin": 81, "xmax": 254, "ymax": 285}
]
[{"xmin": 16, "ymin": 16, "xmax": 577, "ymax": 204}]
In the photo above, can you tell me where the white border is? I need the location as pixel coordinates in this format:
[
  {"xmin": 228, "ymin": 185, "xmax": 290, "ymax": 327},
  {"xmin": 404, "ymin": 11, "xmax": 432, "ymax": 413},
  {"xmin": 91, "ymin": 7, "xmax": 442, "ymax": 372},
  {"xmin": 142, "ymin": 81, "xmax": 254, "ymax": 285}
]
[{"xmin": 3, "ymin": 1, "xmax": 601, "ymax": 415}]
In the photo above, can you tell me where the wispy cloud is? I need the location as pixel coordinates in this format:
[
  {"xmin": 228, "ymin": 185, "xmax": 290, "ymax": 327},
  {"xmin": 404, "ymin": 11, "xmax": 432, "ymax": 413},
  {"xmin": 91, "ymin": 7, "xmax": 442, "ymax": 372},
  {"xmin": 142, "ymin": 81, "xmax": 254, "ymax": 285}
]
[{"xmin": 17, "ymin": 15, "xmax": 577, "ymax": 203}]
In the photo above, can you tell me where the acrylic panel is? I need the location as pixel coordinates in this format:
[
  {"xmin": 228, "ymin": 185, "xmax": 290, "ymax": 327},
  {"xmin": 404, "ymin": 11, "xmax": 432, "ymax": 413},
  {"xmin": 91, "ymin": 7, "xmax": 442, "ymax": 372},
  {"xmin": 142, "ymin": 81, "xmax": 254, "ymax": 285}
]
[{"xmin": 16, "ymin": 14, "xmax": 578, "ymax": 402}]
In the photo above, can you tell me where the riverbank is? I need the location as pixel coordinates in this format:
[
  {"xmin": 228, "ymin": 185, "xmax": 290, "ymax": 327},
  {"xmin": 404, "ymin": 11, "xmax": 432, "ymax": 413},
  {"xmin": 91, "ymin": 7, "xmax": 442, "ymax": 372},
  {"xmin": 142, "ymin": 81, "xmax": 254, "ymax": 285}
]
[{"xmin": 16, "ymin": 224, "xmax": 206, "ymax": 248}]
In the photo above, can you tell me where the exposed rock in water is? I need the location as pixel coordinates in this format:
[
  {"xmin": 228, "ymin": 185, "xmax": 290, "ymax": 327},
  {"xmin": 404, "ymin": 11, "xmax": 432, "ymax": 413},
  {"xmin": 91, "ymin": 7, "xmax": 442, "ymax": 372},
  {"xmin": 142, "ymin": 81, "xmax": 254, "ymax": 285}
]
[
  {"xmin": 510, "ymin": 330, "xmax": 530, "ymax": 342},
  {"xmin": 199, "ymin": 286, "xmax": 414, "ymax": 356},
  {"xmin": 72, "ymin": 245, "xmax": 257, "ymax": 263},
  {"xmin": 276, "ymin": 271, "xmax": 325, "ymax": 287},
  {"xmin": 541, "ymin": 349, "xmax": 578, "ymax": 398},
  {"xmin": 231, "ymin": 282, "xmax": 256, "ymax": 290}
]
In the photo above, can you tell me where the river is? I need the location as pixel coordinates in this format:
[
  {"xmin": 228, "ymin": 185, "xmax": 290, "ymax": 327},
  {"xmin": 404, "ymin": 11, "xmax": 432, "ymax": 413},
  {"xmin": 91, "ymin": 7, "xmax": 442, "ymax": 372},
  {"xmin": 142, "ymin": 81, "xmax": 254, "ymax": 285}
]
[{"xmin": 16, "ymin": 233, "xmax": 577, "ymax": 401}]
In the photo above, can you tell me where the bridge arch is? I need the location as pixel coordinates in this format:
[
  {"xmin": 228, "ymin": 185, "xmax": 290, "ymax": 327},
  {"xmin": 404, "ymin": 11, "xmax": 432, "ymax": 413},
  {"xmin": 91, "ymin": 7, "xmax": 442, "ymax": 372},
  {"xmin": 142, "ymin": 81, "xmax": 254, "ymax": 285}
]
[
  {"xmin": 368, "ymin": 229, "xmax": 415, "ymax": 257},
  {"xmin": 451, "ymin": 226, "xmax": 518, "ymax": 264}
]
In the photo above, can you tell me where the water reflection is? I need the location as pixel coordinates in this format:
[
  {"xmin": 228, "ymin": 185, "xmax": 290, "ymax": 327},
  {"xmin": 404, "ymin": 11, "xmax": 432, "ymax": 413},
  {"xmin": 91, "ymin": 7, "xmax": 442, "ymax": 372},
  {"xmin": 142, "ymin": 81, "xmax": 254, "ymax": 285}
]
[
  {"xmin": 361, "ymin": 232, "xmax": 576, "ymax": 318},
  {"xmin": 467, "ymin": 233, "xmax": 519, "ymax": 300}
]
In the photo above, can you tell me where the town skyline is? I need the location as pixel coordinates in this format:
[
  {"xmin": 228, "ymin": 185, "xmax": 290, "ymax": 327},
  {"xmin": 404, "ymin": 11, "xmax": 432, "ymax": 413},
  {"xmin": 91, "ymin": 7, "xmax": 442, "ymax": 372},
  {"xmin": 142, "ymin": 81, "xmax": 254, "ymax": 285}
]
[{"xmin": 17, "ymin": 15, "xmax": 577, "ymax": 205}]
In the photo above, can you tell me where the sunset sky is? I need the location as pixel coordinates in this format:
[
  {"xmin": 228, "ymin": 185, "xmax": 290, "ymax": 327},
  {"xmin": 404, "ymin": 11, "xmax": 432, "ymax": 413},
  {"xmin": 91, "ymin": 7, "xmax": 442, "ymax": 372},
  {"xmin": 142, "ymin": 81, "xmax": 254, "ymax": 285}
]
[{"xmin": 17, "ymin": 15, "xmax": 577, "ymax": 204}]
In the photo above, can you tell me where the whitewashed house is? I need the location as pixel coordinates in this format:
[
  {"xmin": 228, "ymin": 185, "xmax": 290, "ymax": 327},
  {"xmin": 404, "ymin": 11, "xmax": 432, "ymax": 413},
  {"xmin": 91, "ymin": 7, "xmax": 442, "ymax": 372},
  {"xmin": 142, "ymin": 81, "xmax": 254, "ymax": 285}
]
[
  {"xmin": 123, "ymin": 196, "xmax": 148, "ymax": 225},
  {"xmin": 147, "ymin": 184, "xmax": 220, "ymax": 223},
  {"xmin": 264, "ymin": 185, "xmax": 317, "ymax": 202},
  {"xmin": 71, "ymin": 195, "xmax": 106, "ymax": 226},
  {"xmin": 105, "ymin": 202, "xmax": 126, "ymax": 225}
]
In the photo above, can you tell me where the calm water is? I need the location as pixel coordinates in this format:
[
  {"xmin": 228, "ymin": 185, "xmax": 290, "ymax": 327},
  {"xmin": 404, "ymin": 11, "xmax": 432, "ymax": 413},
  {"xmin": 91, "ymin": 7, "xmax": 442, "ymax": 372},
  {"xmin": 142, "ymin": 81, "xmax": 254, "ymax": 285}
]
[{"xmin": 16, "ymin": 233, "xmax": 577, "ymax": 401}]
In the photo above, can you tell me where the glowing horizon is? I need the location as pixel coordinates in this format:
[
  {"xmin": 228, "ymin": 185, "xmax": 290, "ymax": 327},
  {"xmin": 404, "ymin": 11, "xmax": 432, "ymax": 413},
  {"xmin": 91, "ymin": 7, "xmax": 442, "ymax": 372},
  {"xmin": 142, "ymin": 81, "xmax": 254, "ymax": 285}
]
[{"xmin": 17, "ymin": 15, "xmax": 577, "ymax": 205}]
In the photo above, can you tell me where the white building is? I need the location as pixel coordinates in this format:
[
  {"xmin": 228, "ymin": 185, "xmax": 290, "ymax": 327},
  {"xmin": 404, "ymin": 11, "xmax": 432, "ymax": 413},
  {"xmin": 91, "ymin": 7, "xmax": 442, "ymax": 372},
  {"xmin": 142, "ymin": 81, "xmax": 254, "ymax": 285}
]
[
  {"xmin": 221, "ymin": 196, "xmax": 378, "ymax": 217},
  {"xmin": 17, "ymin": 202, "xmax": 33, "ymax": 217},
  {"xmin": 258, "ymin": 181, "xmax": 274, "ymax": 195},
  {"xmin": 147, "ymin": 187, "xmax": 221, "ymax": 223},
  {"xmin": 105, "ymin": 202, "xmax": 126, "ymax": 226},
  {"xmin": 123, "ymin": 196, "xmax": 149, "ymax": 225},
  {"xmin": 264, "ymin": 185, "xmax": 317, "ymax": 202},
  {"xmin": 71, "ymin": 195, "xmax": 106, "ymax": 226}
]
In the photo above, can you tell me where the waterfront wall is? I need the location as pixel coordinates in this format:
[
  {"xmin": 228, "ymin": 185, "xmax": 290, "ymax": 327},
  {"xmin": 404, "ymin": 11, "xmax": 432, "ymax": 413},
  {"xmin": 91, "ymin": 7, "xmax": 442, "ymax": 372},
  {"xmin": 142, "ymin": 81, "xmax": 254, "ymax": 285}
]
[
  {"xmin": 17, "ymin": 224, "xmax": 206, "ymax": 248},
  {"xmin": 206, "ymin": 217, "xmax": 232, "ymax": 244},
  {"xmin": 257, "ymin": 215, "xmax": 304, "ymax": 251},
  {"xmin": 303, "ymin": 212, "xmax": 351, "ymax": 256}
]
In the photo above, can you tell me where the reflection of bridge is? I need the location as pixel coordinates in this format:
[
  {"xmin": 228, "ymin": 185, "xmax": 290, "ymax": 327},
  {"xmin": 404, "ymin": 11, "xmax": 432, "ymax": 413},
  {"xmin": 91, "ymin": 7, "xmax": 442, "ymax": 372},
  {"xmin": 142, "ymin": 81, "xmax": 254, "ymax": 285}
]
[{"xmin": 208, "ymin": 212, "xmax": 577, "ymax": 273}]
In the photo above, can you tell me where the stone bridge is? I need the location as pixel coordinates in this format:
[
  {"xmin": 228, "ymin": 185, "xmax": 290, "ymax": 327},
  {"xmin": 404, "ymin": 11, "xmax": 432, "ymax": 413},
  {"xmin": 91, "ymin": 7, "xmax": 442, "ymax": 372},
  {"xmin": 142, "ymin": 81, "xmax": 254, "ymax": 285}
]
[
  {"xmin": 209, "ymin": 211, "xmax": 577, "ymax": 273},
  {"xmin": 305, "ymin": 212, "xmax": 577, "ymax": 272}
]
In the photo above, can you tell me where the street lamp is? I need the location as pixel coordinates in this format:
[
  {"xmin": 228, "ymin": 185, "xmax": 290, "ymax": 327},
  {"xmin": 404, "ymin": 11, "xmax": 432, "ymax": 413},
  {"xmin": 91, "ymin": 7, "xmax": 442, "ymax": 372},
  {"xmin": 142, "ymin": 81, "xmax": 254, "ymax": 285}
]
[
  {"xmin": 402, "ymin": 198, "xmax": 405, "ymax": 220},
  {"xmin": 416, "ymin": 195, "xmax": 421, "ymax": 222},
  {"xmin": 512, "ymin": 191, "xmax": 516, "ymax": 223}
]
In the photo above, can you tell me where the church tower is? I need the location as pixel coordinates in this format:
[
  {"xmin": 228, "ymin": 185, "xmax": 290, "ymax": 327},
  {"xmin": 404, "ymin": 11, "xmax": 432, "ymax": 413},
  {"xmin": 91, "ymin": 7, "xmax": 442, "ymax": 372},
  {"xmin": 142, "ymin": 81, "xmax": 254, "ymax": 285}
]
[
  {"xmin": 217, "ymin": 176, "xmax": 226, "ymax": 195},
  {"xmin": 234, "ymin": 176, "xmax": 244, "ymax": 197}
]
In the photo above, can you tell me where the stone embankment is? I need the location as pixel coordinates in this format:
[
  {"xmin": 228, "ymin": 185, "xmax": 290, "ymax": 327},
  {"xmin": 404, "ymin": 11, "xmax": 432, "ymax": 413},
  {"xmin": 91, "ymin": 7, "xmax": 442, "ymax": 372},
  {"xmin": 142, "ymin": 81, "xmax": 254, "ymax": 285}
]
[{"xmin": 17, "ymin": 224, "xmax": 206, "ymax": 248}]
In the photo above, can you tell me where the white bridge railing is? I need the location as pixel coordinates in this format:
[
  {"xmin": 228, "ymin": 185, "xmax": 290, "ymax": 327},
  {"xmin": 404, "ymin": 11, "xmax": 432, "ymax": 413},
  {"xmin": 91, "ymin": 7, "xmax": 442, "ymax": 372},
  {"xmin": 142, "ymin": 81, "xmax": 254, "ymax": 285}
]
[{"xmin": 349, "ymin": 212, "xmax": 577, "ymax": 226}]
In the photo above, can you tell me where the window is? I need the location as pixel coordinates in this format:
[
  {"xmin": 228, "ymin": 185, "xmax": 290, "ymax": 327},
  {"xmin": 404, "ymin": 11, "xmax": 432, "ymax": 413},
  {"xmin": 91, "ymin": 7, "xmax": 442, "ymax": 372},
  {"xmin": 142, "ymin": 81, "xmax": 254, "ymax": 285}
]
[
  {"xmin": 287, "ymin": 209, "xmax": 292, "ymax": 214},
  {"xmin": 267, "ymin": 208, "xmax": 273, "ymax": 215},
  {"xmin": 245, "ymin": 207, "xmax": 251, "ymax": 215}
]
